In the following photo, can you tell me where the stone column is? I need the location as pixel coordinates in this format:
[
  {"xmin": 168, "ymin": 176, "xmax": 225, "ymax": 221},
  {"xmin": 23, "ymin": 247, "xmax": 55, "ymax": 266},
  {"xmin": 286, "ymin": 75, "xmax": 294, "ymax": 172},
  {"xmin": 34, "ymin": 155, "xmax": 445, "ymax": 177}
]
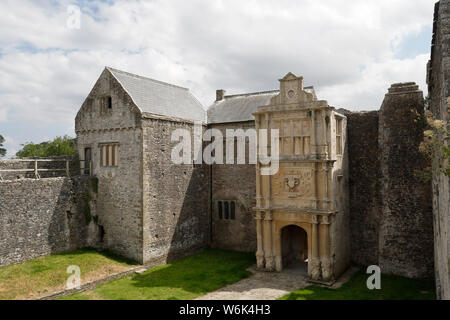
[
  {"xmin": 263, "ymin": 211, "xmax": 274, "ymax": 271},
  {"xmin": 273, "ymin": 223, "xmax": 282, "ymax": 271},
  {"xmin": 255, "ymin": 211, "xmax": 265, "ymax": 269},
  {"xmin": 309, "ymin": 215, "xmax": 321, "ymax": 280},
  {"xmin": 320, "ymin": 215, "xmax": 332, "ymax": 281}
]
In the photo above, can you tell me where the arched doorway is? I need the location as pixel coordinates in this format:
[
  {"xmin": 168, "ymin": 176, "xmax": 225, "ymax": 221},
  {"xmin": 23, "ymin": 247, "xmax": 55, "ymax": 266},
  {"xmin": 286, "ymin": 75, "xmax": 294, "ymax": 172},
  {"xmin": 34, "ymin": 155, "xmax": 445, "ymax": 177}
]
[{"xmin": 281, "ymin": 225, "xmax": 308, "ymax": 270}]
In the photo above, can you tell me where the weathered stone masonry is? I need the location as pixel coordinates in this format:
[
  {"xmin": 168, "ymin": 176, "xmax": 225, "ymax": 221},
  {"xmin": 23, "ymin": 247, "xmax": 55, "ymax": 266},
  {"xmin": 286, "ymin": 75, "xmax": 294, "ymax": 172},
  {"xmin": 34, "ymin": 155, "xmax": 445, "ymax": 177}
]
[
  {"xmin": 339, "ymin": 83, "xmax": 434, "ymax": 279},
  {"xmin": 428, "ymin": 0, "xmax": 450, "ymax": 300},
  {"xmin": 142, "ymin": 118, "xmax": 211, "ymax": 264},
  {"xmin": 0, "ymin": 176, "xmax": 95, "ymax": 267}
]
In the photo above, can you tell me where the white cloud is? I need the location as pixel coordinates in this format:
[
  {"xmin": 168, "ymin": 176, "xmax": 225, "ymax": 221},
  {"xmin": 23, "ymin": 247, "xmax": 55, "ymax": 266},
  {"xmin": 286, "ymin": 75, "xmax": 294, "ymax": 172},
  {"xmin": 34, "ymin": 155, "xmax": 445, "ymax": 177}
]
[{"xmin": 0, "ymin": 0, "xmax": 435, "ymax": 147}]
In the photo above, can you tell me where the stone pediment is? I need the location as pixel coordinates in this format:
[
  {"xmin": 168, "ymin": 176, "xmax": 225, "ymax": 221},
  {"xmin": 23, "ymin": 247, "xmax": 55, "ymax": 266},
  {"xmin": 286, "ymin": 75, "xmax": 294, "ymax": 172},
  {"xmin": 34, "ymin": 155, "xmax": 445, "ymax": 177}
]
[{"xmin": 280, "ymin": 72, "xmax": 303, "ymax": 82}]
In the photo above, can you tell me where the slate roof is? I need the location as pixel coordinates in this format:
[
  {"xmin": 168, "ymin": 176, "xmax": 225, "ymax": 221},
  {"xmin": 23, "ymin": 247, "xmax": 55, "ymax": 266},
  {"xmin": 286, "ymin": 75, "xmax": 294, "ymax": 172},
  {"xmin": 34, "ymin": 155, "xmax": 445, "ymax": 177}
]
[
  {"xmin": 107, "ymin": 67, "xmax": 206, "ymax": 122},
  {"xmin": 207, "ymin": 90, "xmax": 279, "ymax": 124},
  {"xmin": 207, "ymin": 86, "xmax": 317, "ymax": 124}
]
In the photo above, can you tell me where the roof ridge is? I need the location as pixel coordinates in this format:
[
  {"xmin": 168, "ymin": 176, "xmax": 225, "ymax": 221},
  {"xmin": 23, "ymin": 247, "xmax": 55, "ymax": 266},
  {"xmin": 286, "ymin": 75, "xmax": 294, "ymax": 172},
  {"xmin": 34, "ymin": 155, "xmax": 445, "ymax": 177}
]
[
  {"xmin": 105, "ymin": 67, "xmax": 189, "ymax": 91},
  {"xmin": 224, "ymin": 90, "xmax": 280, "ymax": 99}
]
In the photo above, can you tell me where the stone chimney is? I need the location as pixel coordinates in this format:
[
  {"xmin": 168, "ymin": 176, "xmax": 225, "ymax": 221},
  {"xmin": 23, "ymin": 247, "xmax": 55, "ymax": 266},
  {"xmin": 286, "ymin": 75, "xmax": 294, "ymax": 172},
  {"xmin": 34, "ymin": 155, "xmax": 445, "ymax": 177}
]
[{"xmin": 216, "ymin": 89, "xmax": 226, "ymax": 102}]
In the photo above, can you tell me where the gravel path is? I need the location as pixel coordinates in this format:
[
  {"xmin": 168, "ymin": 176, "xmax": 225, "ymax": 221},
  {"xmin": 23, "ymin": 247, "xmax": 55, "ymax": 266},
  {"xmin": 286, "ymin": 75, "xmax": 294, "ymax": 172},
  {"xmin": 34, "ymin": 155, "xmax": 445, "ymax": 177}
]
[{"xmin": 196, "ymin": 262, "xmax": 310, "ymax": 300}]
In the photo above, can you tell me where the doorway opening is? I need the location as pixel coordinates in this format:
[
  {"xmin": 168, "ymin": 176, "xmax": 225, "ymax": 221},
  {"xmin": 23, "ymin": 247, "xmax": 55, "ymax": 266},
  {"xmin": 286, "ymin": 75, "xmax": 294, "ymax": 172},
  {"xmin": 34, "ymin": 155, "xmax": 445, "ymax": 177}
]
[{"xmin": 281, "ymin": 225, "xmax": 308, "ymax": 271}]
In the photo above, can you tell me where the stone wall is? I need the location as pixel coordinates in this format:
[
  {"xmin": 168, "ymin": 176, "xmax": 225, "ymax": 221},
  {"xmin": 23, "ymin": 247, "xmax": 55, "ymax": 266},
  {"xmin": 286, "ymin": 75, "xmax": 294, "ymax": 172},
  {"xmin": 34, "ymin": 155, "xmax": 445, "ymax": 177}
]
[
  {"xmin": 428, "ymin": 0, "xmax": 450, "ymax": 300},
  {"xmin": 341, "ymin": 110, "xmax": 380, "ymax": 267},
  {"xmin": 210, "ymin": 122, "xmax": 257, "ymax": 252},
  {"xmin": 339, "ymin": 84, "xmax": 434, "ymax": 279},
  {"xmin": 0, "ymin": 176, "xmax": 94, "ymax": 266},
  {"xmin": 378, "ymin": 83, "xmax": 434, "ymax": 278},
  {"xmin": 142, "ymin": 117, "xmax": 211, "ymax": 264}
]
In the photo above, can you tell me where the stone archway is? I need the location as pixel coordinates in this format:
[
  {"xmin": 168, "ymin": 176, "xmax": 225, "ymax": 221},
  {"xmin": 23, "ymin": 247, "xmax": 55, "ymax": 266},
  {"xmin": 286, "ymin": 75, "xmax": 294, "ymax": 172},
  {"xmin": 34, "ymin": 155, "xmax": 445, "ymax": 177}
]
[{"xmin": 281, "ymin": 225, "xmax": 308, "ymax": 270}]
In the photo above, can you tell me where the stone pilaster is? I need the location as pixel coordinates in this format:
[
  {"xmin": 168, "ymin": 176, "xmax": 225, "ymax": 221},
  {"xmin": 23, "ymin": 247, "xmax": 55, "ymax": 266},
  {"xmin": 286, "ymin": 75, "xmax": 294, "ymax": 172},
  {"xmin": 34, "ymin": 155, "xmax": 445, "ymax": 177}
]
[
  {"xmin": 255, "ymin": 211, "xmax": 265, "ymax": 270},
  {"xmin": 309, "ymin": 215, "xmax": 321, "ymax": 280}
]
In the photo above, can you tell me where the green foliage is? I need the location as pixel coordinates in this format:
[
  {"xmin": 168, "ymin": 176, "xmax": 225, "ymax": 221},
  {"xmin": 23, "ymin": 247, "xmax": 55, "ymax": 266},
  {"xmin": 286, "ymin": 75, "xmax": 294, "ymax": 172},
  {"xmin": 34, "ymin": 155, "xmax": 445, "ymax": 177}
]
[
  {"xmin": 0, "ymin": 134, "xmax": 6, "ymax": 157},
  {"xmin": 16, "ymin": 135, "xmax": 76, "ymax": 158},
  {"xmin": 415, "ymin": 109, "xmax": 449, "ymax": 180},
  {"xmin": 62, "ymin": 249, "xmax": 255, "ymax": 300},
  {"xmin": 279, "ymin": 270, "xmax": 435, "ymax": 300}
]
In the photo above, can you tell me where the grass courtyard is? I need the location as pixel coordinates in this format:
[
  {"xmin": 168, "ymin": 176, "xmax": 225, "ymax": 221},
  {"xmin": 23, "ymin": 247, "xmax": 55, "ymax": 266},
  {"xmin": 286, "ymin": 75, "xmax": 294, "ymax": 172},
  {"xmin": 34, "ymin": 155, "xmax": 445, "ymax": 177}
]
[
  {"xmin": 0, "ymin": 249, "xmax": 136, "ymax": 300},
  {"xmin": 0, "ymin": 248, "xmax": 435, "ymax": 300},
  {"xmin": 61, "ymin": 249, "xmax": 255, "ymax": 300},
  {"xmin": 279, "ymin": 270, "xmax": 436, "ymax": 300}
]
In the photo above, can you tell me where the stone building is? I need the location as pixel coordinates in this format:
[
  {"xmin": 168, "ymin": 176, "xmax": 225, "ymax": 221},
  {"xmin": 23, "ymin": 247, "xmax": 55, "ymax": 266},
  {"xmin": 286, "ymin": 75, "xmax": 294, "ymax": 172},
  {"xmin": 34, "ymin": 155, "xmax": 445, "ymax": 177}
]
[
  {"xmin": 75, "ymin": 67, "xmax": 210, "ymax": 265},
  {"xmin": 0, "ymin": 0, "xmax": 447, "ymax": 300},
  {"xmin": 72, "ymin": 65, "xmax": 434, "ymax": 286}
]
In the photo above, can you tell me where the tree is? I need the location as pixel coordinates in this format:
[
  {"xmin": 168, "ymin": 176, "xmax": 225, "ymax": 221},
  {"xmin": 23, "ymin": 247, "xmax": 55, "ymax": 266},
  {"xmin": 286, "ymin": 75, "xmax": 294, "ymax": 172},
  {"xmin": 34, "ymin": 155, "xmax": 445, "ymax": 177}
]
[
  {"xmin": 16, "ymin": 135, "xmax": 76, "ymax": 158},
  {"xmin": 0, "ymin": 135, "xmax": 6, "ymax": 157}
]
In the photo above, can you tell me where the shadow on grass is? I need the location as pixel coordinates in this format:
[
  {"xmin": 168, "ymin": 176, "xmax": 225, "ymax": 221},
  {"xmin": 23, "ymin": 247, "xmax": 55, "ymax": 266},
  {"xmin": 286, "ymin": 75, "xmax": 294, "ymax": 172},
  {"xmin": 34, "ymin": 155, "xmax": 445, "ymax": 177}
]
[
  {"xmin": 57, "ymin": 247, "xmax": 139, "ymax": 265},
  {"xmin": 81, "ymin": 249, "xmax": 255, "ymax": 300},
  {"xmin": 280, "ymin": 271, "xmax": 436, "ymax": 300}
]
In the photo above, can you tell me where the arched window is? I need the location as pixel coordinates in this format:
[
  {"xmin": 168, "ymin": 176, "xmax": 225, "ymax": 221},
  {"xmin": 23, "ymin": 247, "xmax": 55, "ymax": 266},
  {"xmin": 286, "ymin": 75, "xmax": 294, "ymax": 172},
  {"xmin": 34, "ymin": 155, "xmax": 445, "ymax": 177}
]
[{"xmin": 216, "ymin": 200, "xmax": 237, "ymax": 220}]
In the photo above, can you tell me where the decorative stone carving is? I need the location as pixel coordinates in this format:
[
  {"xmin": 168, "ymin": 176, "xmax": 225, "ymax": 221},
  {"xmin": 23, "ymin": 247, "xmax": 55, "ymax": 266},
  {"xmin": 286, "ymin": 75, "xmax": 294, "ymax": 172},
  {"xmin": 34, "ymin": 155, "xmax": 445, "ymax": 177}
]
[
  {"xmin": 254, "ymin": 72, "xmax": 349, "ymax": 284},
  {"xmin": 284, "ymin": 176, "xmax": 299, "ymax": 192}
]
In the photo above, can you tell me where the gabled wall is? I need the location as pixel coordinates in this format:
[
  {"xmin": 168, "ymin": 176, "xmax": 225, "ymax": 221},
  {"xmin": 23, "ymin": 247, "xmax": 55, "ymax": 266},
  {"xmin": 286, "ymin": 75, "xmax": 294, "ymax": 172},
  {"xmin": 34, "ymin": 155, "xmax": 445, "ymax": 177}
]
[{"xmin": 75, "ymin": 69, "xmax": 144, "ymax": 263}]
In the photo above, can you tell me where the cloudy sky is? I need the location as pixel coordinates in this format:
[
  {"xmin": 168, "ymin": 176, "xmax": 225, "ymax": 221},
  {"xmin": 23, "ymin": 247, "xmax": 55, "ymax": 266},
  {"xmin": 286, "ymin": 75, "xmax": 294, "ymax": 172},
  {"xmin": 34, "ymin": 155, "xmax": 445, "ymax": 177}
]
[{"xmin": 0, "ymin": 0, "xmax": 435, "ymax": 157}]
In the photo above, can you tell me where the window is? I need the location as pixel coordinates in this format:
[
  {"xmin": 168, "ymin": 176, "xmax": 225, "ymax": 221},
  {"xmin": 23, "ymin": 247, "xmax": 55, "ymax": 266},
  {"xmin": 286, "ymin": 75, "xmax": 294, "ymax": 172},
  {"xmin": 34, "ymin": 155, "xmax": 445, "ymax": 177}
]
[
  {"xmin": 218, "ymin": 201, "xmax": 223, "ymax": 219},
  {"xmin": 217, "ymin": 200, "xmax": 237, "ymax": 220},
  {"xmin": 100, "ymin": 96, "xmax": 112, "ymax": 114},
  {"xmin": 336, "ymin": 117, "xmax": 343, "ymax": 155},
  {"xmin": 100, "ymin": 143, "xmax": 119, "ymax": 167},
  {"xmin": 230, "ymin": 201, "xmax": 236, "ymax": 220}
]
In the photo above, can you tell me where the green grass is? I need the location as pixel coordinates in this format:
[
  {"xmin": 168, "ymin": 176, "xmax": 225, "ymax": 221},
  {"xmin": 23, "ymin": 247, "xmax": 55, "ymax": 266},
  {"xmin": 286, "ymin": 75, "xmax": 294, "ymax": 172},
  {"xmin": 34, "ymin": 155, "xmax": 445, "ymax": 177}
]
[
  {"xmin": 0, "ymin": 248, "xmax": 136, "ymax": 300},
  {"xmin": 279, "ymin": 270, "xmax": 435, "ymax": 300},
  {"xmin": 61, "ymin": 249, "xmax": 255, "ymax": 300}
]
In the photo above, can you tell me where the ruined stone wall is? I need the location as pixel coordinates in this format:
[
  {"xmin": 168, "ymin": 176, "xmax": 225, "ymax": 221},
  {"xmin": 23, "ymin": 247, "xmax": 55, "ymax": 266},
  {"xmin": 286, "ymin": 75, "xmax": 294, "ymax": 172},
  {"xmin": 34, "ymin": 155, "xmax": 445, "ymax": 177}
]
[
  {"xmin": 142, "ymin": 118, "xmax": 210, "ymax": 265},
  {"xmin": 378, "ymin": 83, "xmax": 434, "ymax": 278},
  {"xmin": 210, "ymin": 122, "xmax": 257, "ymax": 252},
  {"xmin": 0, "ymin": 177, "xmax": 93, "ymax": 267},
  {"xmin": 428, "ymin": 0, "xmax": 450, "ymax": 299},
  {"xmin": 340, "ymin": 110, "xmax": 380, "ymax": 267},
  {"xmin": 340, "ymin": 84, "xmax": 434, "ymax": 279}
]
